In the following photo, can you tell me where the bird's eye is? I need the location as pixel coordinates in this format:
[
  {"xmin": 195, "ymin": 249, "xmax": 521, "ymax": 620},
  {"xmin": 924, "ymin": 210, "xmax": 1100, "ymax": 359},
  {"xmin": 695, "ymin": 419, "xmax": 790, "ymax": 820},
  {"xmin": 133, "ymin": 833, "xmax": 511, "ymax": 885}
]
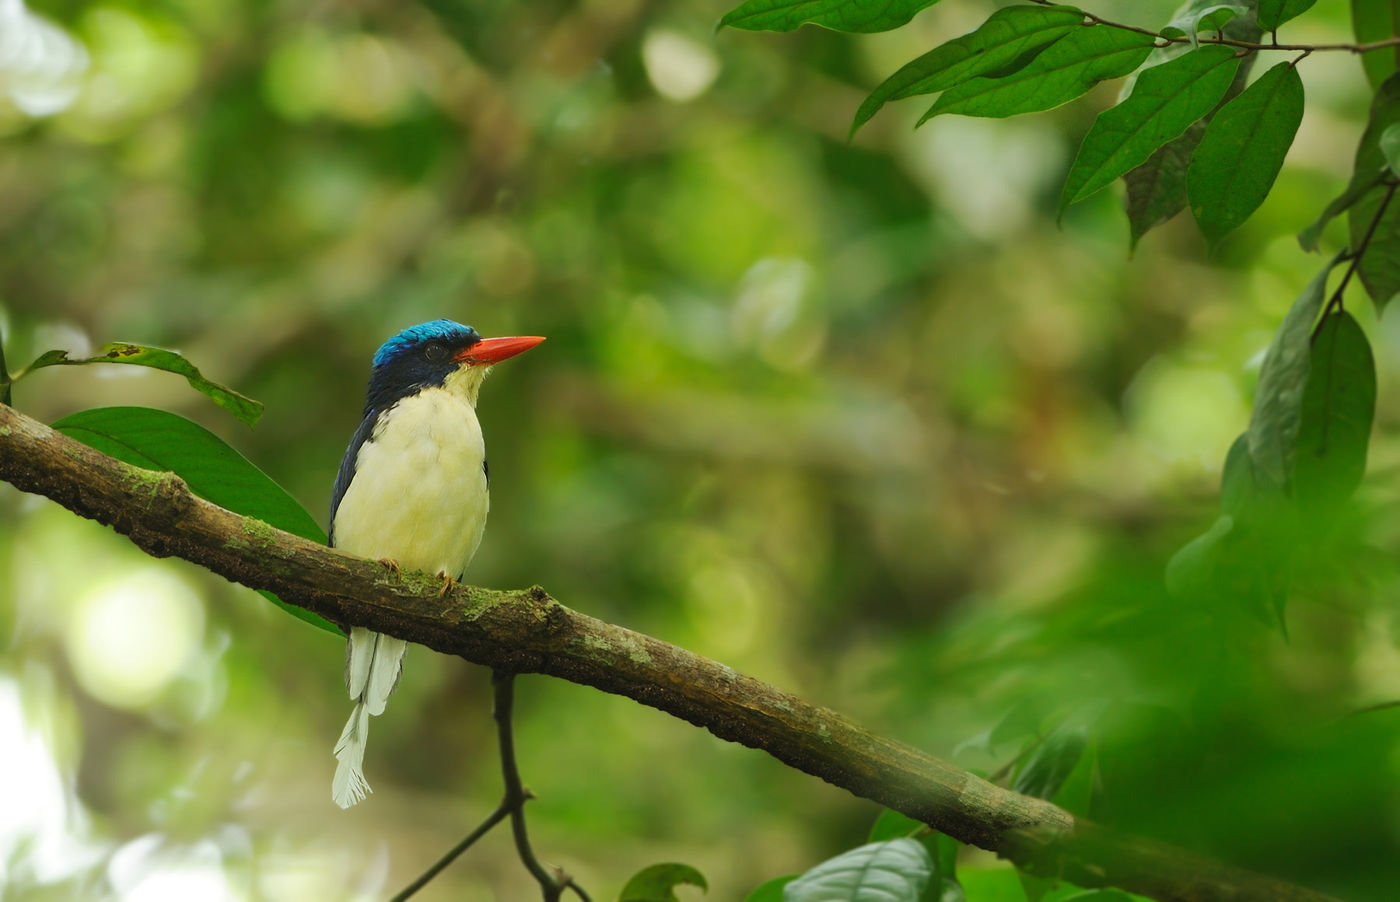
[{"xmin": 424, "ymin": 342, "xmax": 448, "ymax": 362}]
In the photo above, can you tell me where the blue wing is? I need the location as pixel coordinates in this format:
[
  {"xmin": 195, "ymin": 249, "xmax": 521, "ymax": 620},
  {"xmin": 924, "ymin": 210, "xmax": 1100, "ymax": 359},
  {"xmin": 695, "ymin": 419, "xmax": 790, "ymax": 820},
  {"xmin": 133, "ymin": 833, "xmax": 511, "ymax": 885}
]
[{"xmin": 329, "ymin": 410, "xmax": 380, "ymax": 547}]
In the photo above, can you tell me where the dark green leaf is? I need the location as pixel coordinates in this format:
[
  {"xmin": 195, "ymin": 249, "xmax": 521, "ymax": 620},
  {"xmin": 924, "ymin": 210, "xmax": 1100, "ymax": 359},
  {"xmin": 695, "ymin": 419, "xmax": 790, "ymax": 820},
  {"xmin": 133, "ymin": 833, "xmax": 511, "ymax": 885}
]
[
  {"xmin": 851, "ymin": 5, "xmax": 1084, "ymax": 135},
  {"xmin": 1248, "ymin": 252, "xmax": 1346, "ymax": 489},
  {"xmin": 1060, "ymin": 46, "xmax": 1240, "ymax": 211},
  {"xmin": 744, "ymin": 877, "xmax": 796, "ymax": 902},
  {"xmin": 1013, "ymin": 721, "xmax": 1087, "ymax": 800},
  {"xmin": 1061, "ymin": 891, "xmax": 1137, "ymax": 902},
  {"xmin": 1162, "ymin": 4, "xmax": 1247, "ymax": 49},
  {"xmin": 785, "ymin": 839, "xmax": 934, "ymax": 902},
  {"xmin": 1293, "ymin": 311, "xmax": 1376, "ymax": 517},
  {"xmin": 619, "ymin": 863, "xmax": 708, "ymax": 901},
  {"xmin": 1257, "ymin": 0, "xmax": 1316, "ymax": 32},
  {"xmin": 868, "ymin": 809, "xmax": 924, "ymax": 843},
  {"xmin": 1125, "ymin": 122, "xmax": 1204, "ymax": 248},
  {"xmin": 937, "ymin": 878, "xmax": 965, "ymax": 902},
  {"xmin": 1298, "ymin": 168, "xmax": 1385, "ymax": 252},
  {"xmin": 719, "ymin": 0, "xmax": 939, "ymax": 33},
  {"xmin": 1338, "ymin": 74, "xmax": 1400, "ymax": 301},
  {"xmin": 19, "ymin": 343, "xmax": 263, "ymax": 426},
  {"xmin": 1219, "ymin": 432, "xmax": 1254, "ymax": 516},
  {"xmin": 1187, "ymin": 62, "xmax": 1305, "ymax": 248},
  {"xmin": 1352, "ymin": 0, "xmax": 1400, "ymax": 89},
  {"xmin": 922, "ymin": 26, "xmax": 1155, "ymax": 122},
  {"xmin": 51, "ymin": 407, "xmax": 339, "ymax": 635}
]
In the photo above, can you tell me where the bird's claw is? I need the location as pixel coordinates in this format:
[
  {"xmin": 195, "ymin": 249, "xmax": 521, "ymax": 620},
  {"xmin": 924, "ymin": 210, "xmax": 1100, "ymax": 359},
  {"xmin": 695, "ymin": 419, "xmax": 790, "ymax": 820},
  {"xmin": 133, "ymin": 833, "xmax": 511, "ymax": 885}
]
[
  {"xmin": 377, "ymin": 558, "xmax": 401, "ymax": 577},
  {"xmin": 437, "ymin": 572, "xmax": 457, "ymax": 597}
]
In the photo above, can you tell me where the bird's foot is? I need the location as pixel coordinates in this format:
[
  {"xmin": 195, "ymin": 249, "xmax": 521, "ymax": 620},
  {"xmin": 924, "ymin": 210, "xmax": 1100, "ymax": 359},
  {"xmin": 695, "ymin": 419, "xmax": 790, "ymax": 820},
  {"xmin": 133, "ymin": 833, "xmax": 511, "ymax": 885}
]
[
  {"xmin": 377, "ymin": 558, "xmax": 401, "ymax": 577},
  {"xmin": 436, "ymin": 571, "xmax": 457, "ymax": 597}
]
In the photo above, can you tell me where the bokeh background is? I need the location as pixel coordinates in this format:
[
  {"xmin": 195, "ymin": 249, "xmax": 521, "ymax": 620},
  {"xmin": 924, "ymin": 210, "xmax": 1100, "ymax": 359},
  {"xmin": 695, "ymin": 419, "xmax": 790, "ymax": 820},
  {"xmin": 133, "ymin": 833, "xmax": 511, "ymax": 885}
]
[{"xmin": 2, "ymin": 0, "xmax": 1399, "ymax": 899}]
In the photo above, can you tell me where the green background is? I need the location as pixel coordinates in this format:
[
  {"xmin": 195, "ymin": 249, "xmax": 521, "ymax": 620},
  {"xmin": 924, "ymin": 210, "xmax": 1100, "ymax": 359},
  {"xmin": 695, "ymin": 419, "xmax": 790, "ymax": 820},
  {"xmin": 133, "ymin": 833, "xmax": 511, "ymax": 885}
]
[{"xmin": 1, "ymin": 1, "xmax": 1397, "ymax": 899}]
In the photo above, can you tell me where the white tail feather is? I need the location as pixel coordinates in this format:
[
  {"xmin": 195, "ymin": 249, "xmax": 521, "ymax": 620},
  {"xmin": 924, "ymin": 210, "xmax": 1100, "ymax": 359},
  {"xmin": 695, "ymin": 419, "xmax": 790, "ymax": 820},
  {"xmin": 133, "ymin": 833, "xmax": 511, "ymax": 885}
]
[
  {"xmin": 345, "ymin": 626, "xmax": 374, "ymax": 699},
  {"xmin": 332, "ymin": 702, "xmax": 372, "ymax": 808},
  {"xmin": 364, "ymin": 635, "xmax": 408, "ymax": 716}
]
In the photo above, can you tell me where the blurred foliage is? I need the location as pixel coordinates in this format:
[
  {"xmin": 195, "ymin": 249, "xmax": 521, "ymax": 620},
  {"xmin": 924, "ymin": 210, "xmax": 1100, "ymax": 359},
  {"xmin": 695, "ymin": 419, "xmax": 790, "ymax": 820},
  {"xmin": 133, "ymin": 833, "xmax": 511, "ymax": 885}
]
[{"xmin": 1, "ymin": 0, "xmax": 1400, "ymax": 900}]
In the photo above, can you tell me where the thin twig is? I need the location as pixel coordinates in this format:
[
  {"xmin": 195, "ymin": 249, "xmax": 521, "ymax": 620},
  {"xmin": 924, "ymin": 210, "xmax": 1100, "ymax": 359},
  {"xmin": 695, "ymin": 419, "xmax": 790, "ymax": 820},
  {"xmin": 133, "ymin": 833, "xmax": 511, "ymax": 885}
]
[
  {"xmin": 0, "ymin": 329, "xmax": 10, "ymax": 407},
  {"xmin": 389, "ymin": 803, "xmax": 515, "ymax": 902},
  {"xmin": 494, "ymin": 670, "xmax": 584, "ymax": 902},
  {"xmin": 1025, "ymin": 0, "xmax": 1400, "ymax": 55},
  {"xmin": 1314, "ymin": 180, "xmax": 1399, "ymax": 336}
]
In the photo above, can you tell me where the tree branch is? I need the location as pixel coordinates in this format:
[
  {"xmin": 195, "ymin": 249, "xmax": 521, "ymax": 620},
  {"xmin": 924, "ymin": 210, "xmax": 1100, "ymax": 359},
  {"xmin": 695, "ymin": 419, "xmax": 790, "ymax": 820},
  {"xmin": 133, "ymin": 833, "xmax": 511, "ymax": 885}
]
[{"xmin": 0, "ymin": 402, "xmax": 1340, "ymax": 902}]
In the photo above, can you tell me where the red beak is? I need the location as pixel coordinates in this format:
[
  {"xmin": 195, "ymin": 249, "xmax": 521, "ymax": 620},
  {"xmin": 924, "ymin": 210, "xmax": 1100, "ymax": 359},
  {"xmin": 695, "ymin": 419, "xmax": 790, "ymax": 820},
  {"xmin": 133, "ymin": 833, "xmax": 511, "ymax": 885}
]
[{"xmin": 454, "ymin": 335, "xmax": 546, "ymax": 365}]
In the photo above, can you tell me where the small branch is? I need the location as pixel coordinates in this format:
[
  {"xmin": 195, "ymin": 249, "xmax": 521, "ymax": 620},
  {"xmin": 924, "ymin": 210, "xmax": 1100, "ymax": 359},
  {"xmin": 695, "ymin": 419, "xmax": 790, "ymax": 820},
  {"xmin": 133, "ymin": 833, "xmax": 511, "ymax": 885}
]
[
  {"xmin": 1025, "ymin": 0, "xmax": 1400, "ymax": 55},
  {"xmin": 0, "ymin": 403, "xmax": 1342, "ymax": 902},
  {"xmin": 1315, "ymin": 180, "xmax": 1399, "ymax": 334},
  {"xmin": 389, "ymin": 674, "xmax": 590, "ymax": 901},
  {"xmin": 389, "ymin": 804, "xmax": 515, "ymax": 901},
  {"xmin": 0, "ymin": 329, "xmax": 11, "ymax": 407},
  {"xmin": 493, "ymin": 671, "xmax": 587, "ymax": 901}
]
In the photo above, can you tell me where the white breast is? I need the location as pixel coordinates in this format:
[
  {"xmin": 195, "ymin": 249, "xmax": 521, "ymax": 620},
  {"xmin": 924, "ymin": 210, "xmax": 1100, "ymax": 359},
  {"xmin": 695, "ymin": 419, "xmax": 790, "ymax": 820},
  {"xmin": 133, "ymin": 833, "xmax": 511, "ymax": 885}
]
[{"xmin": 332, "ymin": 386, "xmax": 490, "ymax": 578}]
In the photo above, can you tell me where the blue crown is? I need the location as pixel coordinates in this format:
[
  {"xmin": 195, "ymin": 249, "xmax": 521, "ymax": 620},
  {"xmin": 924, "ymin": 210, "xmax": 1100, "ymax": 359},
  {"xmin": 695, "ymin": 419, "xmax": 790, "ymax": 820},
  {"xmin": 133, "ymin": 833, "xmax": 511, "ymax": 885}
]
[{"xmin": 372, "ymin": 319, "xmax": 481, "ymax": 369}]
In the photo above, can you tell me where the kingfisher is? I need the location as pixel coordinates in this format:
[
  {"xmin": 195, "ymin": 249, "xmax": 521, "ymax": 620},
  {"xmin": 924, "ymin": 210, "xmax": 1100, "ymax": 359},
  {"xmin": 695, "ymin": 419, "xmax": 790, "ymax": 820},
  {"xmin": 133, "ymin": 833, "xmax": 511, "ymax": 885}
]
[{"xmin": 329, "ymin": 319, "xmax": 544, "ymax": 808}]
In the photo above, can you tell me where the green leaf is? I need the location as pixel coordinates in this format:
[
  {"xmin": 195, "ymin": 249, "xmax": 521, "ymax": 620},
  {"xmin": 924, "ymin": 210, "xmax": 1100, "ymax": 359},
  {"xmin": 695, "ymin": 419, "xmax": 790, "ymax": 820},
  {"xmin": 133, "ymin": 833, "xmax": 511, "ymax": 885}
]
[
  {"xmin": 1247, "ymin": 252, "xmax": 1347, "ymax": 490},
  {"xmin": 51, "ymin": 407, "xmax": 339, "ymax": 635},
  {"xmin": 1382, "ymin": 123, "xmax": 1400, "ymax": 174},
  {"xmin": 1161, "ymin": 4, "xmax": 1246, "ymax": 49},
  {"xmin": 1257, "ymin": 0, "xmax": 1317, "ymax": 32},
  {"xmin": 744, "ymin": 877, "xmax": 797, "ymax": 902},
  {"xmin": 1293, "ymin": 311, "xmax": 1376, "ymax": 517},
  {"xmin": 719, "ymin": 0, "xmax": 939, "ymax": 33},
  {"xmin": 18, "ymin": 343, "xmax": 263, "ymax": 426},
  {"xmin": 922, "ymin": 26, "xmax": 1155, "ymax": 122},
  {"xmin": 1125, "ymin": 122, "xmax": 1204, "ymax": 248},
  {"xmin": 1012, "ymin": 721, "xmax": 1087, "ymax": 801},
  {"xmin": 868, "ymin": 809, "xmax": 924, "ymax": 843},
  {"xmin": 1060, "ymin": 45, "xmax": 1240, "ymax": 211},
  {"xmin": 1219, "ymin": 432, "xmax": 1254, "ymax": 516},
  {"xmin": 785, "ymin": 839, "xmax": 934, "ymax": 902},
  {"xmin": 1165, "ymin": 514, "xmax": 1236, "ymax": 602},
  {"xmin": 1298, "ymin": 168, "xmax": 1386, "ymax": 252},
  {"xmin": 1187, "ymin": 61, "xmax": 1305, "ymax": 248},
  {"xmin": 851, "ymin": 5, "xmax": 1085, "ymax": 135},
  {"xmin": 1351, "ymin": 0, "xmax": 1400, "ymax": 89},
  {"xmin": 619, "ymin": 863, "xmax": 708, "ymax": 901}
]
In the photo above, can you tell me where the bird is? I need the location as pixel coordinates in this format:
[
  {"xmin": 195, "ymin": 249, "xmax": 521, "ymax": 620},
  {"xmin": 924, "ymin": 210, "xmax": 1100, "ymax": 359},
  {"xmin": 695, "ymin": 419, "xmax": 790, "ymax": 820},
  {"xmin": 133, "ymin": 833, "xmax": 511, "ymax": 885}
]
[{"xmin": 328, "ymin": 319, "xmax": 544, "ymax": 808}]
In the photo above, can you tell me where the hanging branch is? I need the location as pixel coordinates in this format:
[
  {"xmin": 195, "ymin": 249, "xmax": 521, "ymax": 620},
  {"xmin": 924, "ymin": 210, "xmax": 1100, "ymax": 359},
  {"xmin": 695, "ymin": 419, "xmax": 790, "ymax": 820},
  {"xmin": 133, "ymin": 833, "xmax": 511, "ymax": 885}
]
[
  {"xmin": 390, "ymin": 672, "xmax": 589, "ymax": 901},
  {"xmin": 0, "ymin": 402, "xmax": 1342, "ymax": 902}
]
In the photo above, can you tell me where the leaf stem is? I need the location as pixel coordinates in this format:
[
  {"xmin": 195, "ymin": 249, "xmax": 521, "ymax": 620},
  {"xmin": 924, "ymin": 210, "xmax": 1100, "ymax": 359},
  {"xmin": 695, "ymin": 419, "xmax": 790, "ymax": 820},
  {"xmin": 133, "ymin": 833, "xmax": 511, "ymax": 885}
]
[
  {"xmin": 1314, "ymin": 179, "xmax": 1399, "ymax": 337},
  {"xmin": 1026, "ymin": 0, "xmax": 1400, "ymax": 55}
]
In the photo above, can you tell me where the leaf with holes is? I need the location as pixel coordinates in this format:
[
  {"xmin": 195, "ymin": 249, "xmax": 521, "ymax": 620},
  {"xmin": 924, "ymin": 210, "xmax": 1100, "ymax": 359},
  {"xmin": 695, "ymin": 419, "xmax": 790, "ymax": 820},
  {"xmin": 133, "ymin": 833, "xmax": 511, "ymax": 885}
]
[
  {"xmin": 1188, "ymin": 62, "xmax": 1305, "ymax": 248},
  {"xmin": 719, "ymin": 0, "xmax": 940, "ymax": 33},
  {"xmin": 51, "ymin": 406, "xmax": 338, "ymax": 635},
  {"xmin": 1060, "ymin": 45, "xmax": 1240, "ymax": 212},
  {"xmin": 18, "ymin": 343, "xmax": 263, "ymax": 426},
  {"xmin": 922, "ymin": 26, "xmax": 1155, "ymax": 121},
  {"xmin": 851, "ymin": 5, "xmax": 1084, "ymax": 135}
]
